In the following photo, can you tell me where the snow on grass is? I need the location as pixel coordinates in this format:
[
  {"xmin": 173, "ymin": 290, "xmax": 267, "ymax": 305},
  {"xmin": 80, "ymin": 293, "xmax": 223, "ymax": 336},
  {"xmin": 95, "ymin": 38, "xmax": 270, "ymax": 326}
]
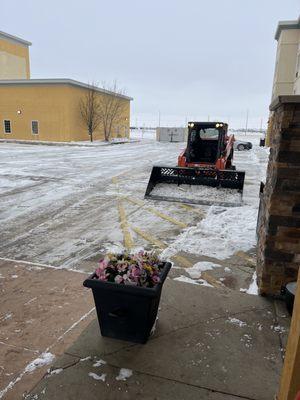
[
  {"xmin": 88, "ymin": 372, "xmax": 106, "ymax": 381},
  {"xmin": 246, "ymin": 271, "xmax": 258, "ymax": 295},
  {"xmin": 187, "ymin": 261, "xmax": 221, "ymax": 279},
  {"xmin": 162, "ymin": 205, "xmax": 257, "ymax": 261},
  {"xmin": 116, "ymin": 368, "xmax": 133, "ymax": 381},
  {"xmin": 227, "ymin": 317, "xmax": 247, "ymax": 327},
  {"xmin": 174, "ymin": 275, "xmax": 213, "ymax": 287},
  {"xmin": 25, "ymin": 352, "xmax": 55, "ymax": 373}
]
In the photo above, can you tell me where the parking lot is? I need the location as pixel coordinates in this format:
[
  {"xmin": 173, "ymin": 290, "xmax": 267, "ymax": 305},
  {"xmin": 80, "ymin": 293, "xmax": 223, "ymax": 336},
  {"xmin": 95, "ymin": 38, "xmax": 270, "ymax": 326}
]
[{"xmin": 0, "ymin": 135, "xmax": 277, "ymax": 399}]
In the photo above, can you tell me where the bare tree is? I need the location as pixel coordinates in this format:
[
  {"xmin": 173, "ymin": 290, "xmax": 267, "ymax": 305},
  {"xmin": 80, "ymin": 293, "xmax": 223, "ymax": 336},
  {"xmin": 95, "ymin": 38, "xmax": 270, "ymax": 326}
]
[
  {"xmin": 98, "ymin": 81, "xmax": 127, "ymax": 141},
  {"xmin": 79, "ymin": 82, "xmax": 102, "ymax": 142}
]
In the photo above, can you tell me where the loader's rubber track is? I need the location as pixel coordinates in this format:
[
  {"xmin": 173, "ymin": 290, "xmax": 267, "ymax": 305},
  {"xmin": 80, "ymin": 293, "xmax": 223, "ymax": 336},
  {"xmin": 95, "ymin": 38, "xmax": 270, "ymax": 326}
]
[{"xmin": 144, "ymin": 166, "xmax": 245, "ymax": 207}]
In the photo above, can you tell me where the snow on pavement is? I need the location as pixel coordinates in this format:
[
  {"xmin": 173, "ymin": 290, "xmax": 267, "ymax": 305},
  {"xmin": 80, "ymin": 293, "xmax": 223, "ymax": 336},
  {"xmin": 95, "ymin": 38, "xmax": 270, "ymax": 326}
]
[
  {"xmin": 115, "ymin": 368, "xmax": 133, "ymax": 381},
  {"xmin": 0, "ymin": 134, "xmax": 268, "ymax": 271},
  {"xmin": 187, "ymin": 261, "xmax": 222, "ymax": 279},
  {"xmin": 161, "ymin": 205, "xmax": 258, "ymax": 261}
]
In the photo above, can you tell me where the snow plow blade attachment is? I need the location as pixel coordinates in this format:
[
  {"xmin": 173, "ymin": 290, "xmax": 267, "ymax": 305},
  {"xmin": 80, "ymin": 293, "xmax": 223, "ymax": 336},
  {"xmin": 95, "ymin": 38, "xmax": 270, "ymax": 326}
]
[{"xmin": 144, "ymin": 166, "xmax": 245, "ymax": 207}]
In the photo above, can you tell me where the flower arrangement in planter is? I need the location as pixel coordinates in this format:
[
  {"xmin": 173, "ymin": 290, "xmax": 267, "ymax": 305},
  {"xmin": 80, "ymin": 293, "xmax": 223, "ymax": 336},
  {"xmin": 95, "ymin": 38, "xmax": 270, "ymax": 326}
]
[
  {"xmin": 83, "ymin": 251, "xmax": 171, "ymax": 344},
  {"xmin": 95, "ymin": 251, "xmax": 163, "ymax": 287}
]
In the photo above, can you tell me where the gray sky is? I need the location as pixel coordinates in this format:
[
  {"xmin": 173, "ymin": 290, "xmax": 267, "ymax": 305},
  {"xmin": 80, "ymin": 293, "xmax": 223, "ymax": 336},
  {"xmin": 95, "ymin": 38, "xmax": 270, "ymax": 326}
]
[{"xmin": 2, "ymin": 0, "xmax": 300, "ymax": 128}]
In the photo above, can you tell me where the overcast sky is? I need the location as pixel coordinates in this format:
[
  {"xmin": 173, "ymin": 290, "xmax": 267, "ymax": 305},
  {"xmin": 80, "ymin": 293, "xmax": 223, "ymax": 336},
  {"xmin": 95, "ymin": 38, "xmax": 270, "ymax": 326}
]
[{"xmin": 2, "ymin": 0, "xmax": 300, "ymax": 128}]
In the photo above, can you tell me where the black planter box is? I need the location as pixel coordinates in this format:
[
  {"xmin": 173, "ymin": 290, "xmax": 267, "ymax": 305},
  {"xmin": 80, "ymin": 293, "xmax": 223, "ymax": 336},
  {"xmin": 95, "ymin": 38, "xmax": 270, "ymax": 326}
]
[{"xmin": 83, "ymin": 262, "xmax": 171, "ymax": 344}]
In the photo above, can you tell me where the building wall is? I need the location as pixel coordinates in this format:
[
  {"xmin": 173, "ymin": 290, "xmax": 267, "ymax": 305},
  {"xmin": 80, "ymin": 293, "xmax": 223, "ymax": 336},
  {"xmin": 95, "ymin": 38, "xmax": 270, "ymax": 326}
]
[
  {"xmin": 272, "ymin": 30, "xmax": 300, "ymax": 100},
  {"xmin": 0, "ymin": 84, "xmax": 130, "ymax": 142},
  {"xmin": 267, "ymin": 24, "xmax": 300, "ymax": 146},
  {"xmin": 257, "ymin": 96, "xmax": 300, "ymax": 295},
  {"xmin": 0, "ymin": 85, "xmax": 71, "ymax": 141},
  {"xmin": 67, "ymin": 85, "xmax": 130, "ymax": 141},
  {"xmin": 0, "ymin": 38, "xmax": 30, "ymax": 79},
  {"xmin": 156, "ymin": 127, "xmax": 187, "ymax": 142},
  {"xmin": 293, "ymin": 43, "xmax": 300, "ymax": 94}
]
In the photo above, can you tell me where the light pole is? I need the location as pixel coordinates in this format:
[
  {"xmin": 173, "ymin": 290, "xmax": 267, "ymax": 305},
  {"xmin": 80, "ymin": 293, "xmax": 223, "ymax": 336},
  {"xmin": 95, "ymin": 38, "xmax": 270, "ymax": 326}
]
[{"xmin": 245, "ymin": 109, "xmax": 249, "ymax": 136}]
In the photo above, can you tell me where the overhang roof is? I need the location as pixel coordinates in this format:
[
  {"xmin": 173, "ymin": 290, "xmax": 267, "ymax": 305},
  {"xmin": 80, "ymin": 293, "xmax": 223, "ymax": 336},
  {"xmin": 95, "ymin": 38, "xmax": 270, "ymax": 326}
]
[
  {"xmin": 0, "ymin": 79, "xmax": 133, "ymax": 100},
  {"xmin": 275, "ymin": 16, "xmax": 300, "ymax": 40},
  {"xmin": 0, "ymin": 31, "xmax": 32, "ymax": 46}
]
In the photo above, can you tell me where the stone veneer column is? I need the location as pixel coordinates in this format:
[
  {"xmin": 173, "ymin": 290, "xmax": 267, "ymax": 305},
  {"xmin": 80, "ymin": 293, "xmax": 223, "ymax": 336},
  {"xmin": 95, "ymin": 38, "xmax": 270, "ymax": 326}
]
[{"xmin": 257, "ymin": 96, "xmax": 300, "ymax": 295}]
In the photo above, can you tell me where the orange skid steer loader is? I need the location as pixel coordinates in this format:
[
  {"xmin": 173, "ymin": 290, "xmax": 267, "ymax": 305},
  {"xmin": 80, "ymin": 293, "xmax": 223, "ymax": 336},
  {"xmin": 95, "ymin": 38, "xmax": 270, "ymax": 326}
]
[{"xmin": 145, "ymin": 122, "xmax": 245, "ymax": 207}]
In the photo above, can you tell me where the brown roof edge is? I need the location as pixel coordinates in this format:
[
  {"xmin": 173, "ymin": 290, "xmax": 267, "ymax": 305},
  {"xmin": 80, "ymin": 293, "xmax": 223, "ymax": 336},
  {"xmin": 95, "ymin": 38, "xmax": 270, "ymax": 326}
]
[{"xmin": 269, "ymin": 95, "xmax": 300, "ymax": 111}]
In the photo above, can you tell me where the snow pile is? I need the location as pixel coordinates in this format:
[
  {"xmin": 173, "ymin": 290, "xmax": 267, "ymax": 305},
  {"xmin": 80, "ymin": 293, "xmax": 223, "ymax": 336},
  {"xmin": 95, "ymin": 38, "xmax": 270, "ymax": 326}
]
[
  {"xmin": 162, "ymin": 205, "xmax": 258, "ymax": 260},
  {"xmin": 25, "ymin": 353, "xmax": 55, "ymax": 373},
  {"xmin": 227, "ymin": 317, "xmax": 247, "ymax": 327},
  {"xmin": 151, "ymin": 183, "xmax": 241, "ymax": 205},
  {"xmin": 93, "ymin": 359, "xmax": 107, "ymax": 367},
  {"xmin": 80, "ymin": 356, "xmax": 91, "ymax": 362},
  {"xmin": 174, "ymin": 275, "xmax": 213, "ymax": 287},
  {"xmin": 1, "ymin": 313, "xmax": 12, "ymax": 321},
  {"xmin": 116, "ymin": 368, "xmax": 133, "ymax": 381},
  {"xmin": 187, "ymin": 261, "xmax": 221, "ymax": 279},
  {"xmin": 246, "ymin": 271, "xmax": 258, "ymax": 295},
  {"xmin": 174, "ymin": 275, "xmax": 198, "ymax": 285},
  {"xmin": 49, "ymin": 368, "xmax": 63, "ymax": 375},
  {"xmin": 88, "ymin": 372, "xmax": 106, "ymax": 381}
]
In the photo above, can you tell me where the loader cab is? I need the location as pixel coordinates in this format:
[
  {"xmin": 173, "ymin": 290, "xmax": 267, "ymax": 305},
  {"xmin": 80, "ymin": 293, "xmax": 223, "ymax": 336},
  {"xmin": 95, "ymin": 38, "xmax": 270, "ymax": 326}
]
[{"xmin": 186, "ymin": 122, "xmax": 228, "ymax": 164}]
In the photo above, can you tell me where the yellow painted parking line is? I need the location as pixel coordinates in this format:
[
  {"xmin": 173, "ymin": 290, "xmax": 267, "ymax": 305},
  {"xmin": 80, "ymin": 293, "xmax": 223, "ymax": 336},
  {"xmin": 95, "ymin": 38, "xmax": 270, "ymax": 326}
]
[
  {"xmin": 123, "ymin": 196, "xmax": 188, "ymax": 229},
  {"xmin": 117, "ymin": 200, "xmax": 133, "ymax": 249},
  {"xmin": 131, "ymin": 225, "xmax": 222, "ymax": 288},
  {"xmin": 178, "ymin": 203, "xmax": 205, "ymax": 217},
  {"xmin": 235, "ymin": 251, "xmax": 256, "ymax": 265},
  {"xmin": 172, "ymin": 254, "xmax": 192, "ymax": 269},
  {"xmin": 131, "ymin": 226, "xmax": 166, "ymax": 249},
  {"xmin": 112, "ymin": 176, "xmax": 119, "ymax": 184}
]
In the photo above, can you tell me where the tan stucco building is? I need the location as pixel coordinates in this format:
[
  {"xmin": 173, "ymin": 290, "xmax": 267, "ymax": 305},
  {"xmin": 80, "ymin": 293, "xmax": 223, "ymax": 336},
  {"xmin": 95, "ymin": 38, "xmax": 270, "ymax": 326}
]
[
  {"xmin": 272, "ymin": 16, "xmax": 300, "ymax": 100},
  {"xmin": 0, "ymin": 31, "xmax": 31, "ymax": 79},
  {"xmin": 267, "ymin": 17, "xmax": 300, "ymax": 144},
  {"xmin": 0, "ymin": 32, "xmax": 132, "ymax": 142},
  {"xmin": 0, "ymin": 79, "xmax": 131, "ymax": 142}
]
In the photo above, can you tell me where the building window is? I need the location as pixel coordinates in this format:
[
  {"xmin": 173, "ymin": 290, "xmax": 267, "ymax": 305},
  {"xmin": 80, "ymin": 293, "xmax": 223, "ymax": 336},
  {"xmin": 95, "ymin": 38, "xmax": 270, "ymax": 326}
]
[
  {"xmin": 31, "ymin": 120, "xmax": 39, "ymax": 135},
  {"xmin": 4, "ymin": 120, "xmax": 11, "ymax": 134}
]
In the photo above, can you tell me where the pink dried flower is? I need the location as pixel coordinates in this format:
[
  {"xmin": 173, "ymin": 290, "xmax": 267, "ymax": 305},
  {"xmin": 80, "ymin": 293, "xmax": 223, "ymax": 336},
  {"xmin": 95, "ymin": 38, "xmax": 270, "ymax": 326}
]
[
  {"xmin": 94, "ymin": 251, "xmax": 163, "ymax": 287},
  {"xmin": 114, "ymin": 275, "xmax": 123, "ymax": 284}
]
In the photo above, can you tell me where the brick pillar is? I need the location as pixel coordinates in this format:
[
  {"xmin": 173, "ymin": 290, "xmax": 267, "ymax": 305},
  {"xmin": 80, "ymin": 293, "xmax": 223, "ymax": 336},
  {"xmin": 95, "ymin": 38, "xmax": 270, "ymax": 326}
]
[{"xmin": 257, "ymin": 96, "xmax": 300, "ymax": 295}]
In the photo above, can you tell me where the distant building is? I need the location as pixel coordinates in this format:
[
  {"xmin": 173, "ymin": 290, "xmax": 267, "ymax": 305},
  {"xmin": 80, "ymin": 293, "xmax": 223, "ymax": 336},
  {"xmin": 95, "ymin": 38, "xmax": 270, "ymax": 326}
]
[
  {"xmin": 267, "ymin": 17, "xmax": 300, "ymax": 145},
  {"xmin": 0, "ymin": 32, "xmax": 132, "ymax": 142},
  {"xmin": 156, "ymin": 127, "xmax": 187, "ymax": 142},
  {"xmin": 0, "ymin": 31, "xmax": 31, "ymax": 79}
]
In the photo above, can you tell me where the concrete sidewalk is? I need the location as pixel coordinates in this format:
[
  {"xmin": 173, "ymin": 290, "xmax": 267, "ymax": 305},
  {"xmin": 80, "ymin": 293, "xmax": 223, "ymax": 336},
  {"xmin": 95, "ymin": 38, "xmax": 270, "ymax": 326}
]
[{"xmin": 25, "ymin": 279, "xmax": 290, "ymax": 400}]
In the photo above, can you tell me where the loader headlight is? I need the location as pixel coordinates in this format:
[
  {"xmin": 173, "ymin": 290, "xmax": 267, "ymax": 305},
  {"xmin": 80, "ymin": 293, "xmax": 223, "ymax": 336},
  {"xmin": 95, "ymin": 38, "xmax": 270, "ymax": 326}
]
[
  {"xmin": 189, "ymin": 123, "xmax": 194, "ymax": 128},
  {"xmin": 216, "ymin": 123, "xmax": 220, "ymax": 127}
]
